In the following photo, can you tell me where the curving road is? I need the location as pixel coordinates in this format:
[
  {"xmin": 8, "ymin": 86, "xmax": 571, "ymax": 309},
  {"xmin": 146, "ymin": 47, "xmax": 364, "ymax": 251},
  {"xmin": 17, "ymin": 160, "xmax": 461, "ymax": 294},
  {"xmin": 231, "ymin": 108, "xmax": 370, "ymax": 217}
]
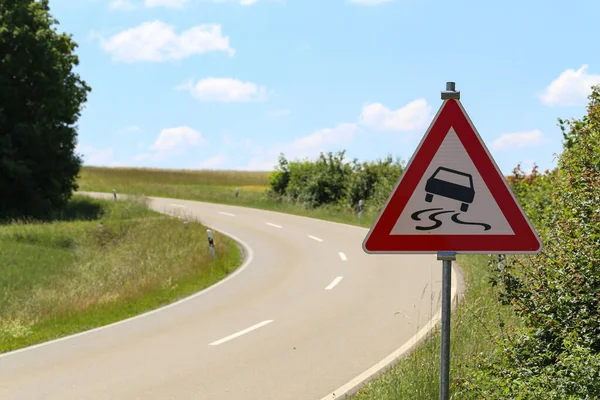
[{"xmin": 0, "ymin": 194, "xmax": 463, "ymax": 400}]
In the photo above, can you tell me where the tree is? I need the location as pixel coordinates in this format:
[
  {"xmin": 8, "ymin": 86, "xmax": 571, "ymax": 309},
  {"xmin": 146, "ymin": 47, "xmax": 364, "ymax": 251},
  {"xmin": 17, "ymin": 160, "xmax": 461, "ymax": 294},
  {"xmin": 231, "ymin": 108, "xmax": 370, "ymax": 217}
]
[{"xmin": 0, "ymin": 0, "xmax": 91, "ymax": 220}]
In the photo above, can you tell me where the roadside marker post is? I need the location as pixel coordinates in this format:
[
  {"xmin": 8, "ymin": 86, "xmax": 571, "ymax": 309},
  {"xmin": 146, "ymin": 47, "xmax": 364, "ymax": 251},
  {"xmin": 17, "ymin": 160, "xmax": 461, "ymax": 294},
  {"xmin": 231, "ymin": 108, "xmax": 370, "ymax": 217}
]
[
  {"xmin": 358, "ymin": 199, "xmax": 364, "ymax": 221},
  {"xmin": 362, "ymin": 82, "xmax": 542, "ymax": 400},
  {"xmin": 207, "ymin": 229, "xmax": 216, "ymax": 260}
]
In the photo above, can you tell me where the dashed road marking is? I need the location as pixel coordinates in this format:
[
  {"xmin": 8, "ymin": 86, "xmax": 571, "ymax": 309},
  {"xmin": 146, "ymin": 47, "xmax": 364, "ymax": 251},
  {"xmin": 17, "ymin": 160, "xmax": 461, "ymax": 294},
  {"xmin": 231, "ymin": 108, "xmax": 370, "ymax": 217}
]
[
  {"xmin": 325, "ymin": 277, "xmax": 344, "ymax": 290},
  {"xmin": 209, "ymin": 320, "xmax": 274, "ymax": 346}
]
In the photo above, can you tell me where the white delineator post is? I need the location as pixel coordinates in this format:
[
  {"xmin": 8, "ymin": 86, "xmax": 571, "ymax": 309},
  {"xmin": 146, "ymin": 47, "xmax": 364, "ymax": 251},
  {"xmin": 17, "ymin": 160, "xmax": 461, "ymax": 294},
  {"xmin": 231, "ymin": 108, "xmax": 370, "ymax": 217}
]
[
  {"xmin": 358, "ymin": 199, "xmax": 364, "ymax": 221},
  {"xmin": 207, "ymin": 229, "xmax": 216, "ymax": 260}
]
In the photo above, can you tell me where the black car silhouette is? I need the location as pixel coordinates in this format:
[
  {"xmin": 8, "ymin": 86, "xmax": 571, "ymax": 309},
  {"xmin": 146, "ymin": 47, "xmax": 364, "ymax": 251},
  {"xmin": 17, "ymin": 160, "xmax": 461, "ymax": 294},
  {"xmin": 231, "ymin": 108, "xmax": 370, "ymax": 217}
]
[{"xmin": 424, "ymin": 167, "xmax": 475, "ymax": 212}]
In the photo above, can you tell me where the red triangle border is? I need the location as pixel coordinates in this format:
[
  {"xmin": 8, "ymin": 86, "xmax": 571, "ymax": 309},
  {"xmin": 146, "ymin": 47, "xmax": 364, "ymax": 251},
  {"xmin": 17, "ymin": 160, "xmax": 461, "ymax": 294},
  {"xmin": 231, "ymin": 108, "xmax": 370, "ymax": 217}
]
[{"xmin": 363, "ymin": 99, "xmax": 543, "ymax": 254}]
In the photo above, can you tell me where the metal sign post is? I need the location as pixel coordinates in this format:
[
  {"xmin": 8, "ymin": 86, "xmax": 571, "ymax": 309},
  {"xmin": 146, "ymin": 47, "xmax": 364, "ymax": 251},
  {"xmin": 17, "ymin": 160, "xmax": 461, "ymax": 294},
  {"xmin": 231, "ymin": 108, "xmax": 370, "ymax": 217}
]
[{"xmin": 437, "ymin": 251, "xmax": 455, "ymax": 400}]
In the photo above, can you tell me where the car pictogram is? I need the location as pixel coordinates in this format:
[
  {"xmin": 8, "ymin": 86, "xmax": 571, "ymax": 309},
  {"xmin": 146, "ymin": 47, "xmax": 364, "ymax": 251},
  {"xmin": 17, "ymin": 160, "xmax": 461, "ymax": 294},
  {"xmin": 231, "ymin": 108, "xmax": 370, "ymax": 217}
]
[{"xmin": 424, "ymin": 166, "xmax": 475, "ymax": 212}]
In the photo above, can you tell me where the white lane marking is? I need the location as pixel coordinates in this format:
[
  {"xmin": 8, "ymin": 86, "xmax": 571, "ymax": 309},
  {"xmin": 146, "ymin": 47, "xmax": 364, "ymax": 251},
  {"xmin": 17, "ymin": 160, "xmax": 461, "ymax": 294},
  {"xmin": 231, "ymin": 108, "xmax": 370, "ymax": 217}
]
[
  {"xmin": 308, "ymin": 235, "xmax": 323, "ymax": 242},
  {"xmin": 266, "ymin": 222, "xmax": 282, "ymax": 229},
  {"xmin": 339, "ymin": 252, "xmax": 347, "ymax": 261},
  {"xmin": 219, "ymin": 212, "xmax": 236, "ymax": 217},
  {"xmin": 209, "ymin": 320, "xmax": 274, "ymax": 346},
  {"xmin": 325, "ymin": 276, "xmax": 343, "ymax": 290},
  {"xmin": 169, "ymin": 204, "xmax": 187, "ymax": 209},
  {"xmin": 318, "ymin": 266, "xmax": 459, "ymax": 400},
  {"xmin": 0, "ymin": 212, "xmax": 255, "ymax": 360}
]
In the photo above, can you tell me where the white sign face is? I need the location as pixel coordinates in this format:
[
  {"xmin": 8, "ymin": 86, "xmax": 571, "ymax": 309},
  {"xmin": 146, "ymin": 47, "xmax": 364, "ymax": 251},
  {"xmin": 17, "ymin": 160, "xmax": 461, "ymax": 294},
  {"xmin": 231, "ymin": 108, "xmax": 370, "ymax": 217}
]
[{"xmin": 390, "ymin": 128, "xmax": 514, "ymax": 235}]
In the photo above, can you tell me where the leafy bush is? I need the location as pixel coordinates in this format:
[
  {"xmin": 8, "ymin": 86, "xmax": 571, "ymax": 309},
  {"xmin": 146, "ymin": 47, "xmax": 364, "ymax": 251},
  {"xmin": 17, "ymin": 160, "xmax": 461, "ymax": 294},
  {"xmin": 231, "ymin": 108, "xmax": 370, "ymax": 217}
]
[
  {"xmin": 267, "ymin": 154, "xmax": 291, "ymax": 197},
  {"xmin": 346, "ymin": 155, "xmax": 404, "ymax": 210},
  {"xmin": 506, "ymin": 162, "xmax": 556, "ymax": 233},
  {"xmin": 457, "ymin": 85, "xmax": 600, "ymax": 398},
  {"xmin": 267, "ymin": 151, "xmax": 404, "ymax": 210}
]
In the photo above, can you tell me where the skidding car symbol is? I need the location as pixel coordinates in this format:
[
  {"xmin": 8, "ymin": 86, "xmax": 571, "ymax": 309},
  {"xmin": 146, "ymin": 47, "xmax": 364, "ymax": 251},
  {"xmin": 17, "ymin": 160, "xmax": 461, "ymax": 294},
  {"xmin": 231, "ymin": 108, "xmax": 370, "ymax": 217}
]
[{"xmin": 424, "ymin": 167, "xmax": 475, "ymax": 212}]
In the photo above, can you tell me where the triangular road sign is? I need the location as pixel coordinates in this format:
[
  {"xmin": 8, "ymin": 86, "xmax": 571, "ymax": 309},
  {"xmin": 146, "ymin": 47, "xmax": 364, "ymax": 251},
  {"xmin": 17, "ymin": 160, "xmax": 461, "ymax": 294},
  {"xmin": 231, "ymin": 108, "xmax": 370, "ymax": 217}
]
[{"xmin": 363, "ymin": 98, "xmax": 543, "ymax": 254}]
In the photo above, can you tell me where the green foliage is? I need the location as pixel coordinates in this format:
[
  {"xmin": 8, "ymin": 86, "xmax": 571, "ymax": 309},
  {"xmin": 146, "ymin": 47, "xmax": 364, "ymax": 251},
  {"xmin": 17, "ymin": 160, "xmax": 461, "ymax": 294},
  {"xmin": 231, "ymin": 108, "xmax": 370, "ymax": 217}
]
[
  {"xmin": 267, "ymin": 154, "xmax": 290, "ymax": 196},
  {"xmin": 457, "ymin": 85, "xmax": 600, "ymax": 398},
  {"xmin": 346, "ymin": 155, "xmax": 404, "ymax": 209},
  {"xmin": 267, "ymin": 151, "xmax": 404, "ymax": 210},
  {"xmin": 506, "ymin": 162, "xmax": 556, "ymax": 234},
  {"xmin": 0, "ymin": 0, "xmax": 91, "ymax": 220}
]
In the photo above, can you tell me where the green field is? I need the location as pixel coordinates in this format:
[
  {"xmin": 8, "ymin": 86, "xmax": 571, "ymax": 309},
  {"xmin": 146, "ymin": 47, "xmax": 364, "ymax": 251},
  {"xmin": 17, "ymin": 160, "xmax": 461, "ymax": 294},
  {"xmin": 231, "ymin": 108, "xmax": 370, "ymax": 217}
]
[
  {"xmin": 0, "ymin": 195, "xmax": 241, "ymax": 353},
  {"xmin": 78, "ymin": 166, "xmax": 379, "ymax": 228},
  {"xmin": 77, "ymin": 166, "xmax": 509, "ymax": 399}
]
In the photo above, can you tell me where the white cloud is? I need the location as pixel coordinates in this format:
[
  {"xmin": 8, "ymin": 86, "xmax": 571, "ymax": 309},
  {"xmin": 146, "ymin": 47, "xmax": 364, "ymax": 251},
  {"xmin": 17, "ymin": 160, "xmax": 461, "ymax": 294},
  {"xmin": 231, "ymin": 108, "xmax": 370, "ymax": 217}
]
[
  {"xmin": 109, "ymin": 0, "xmax": 137, "ymax": 10},
  {"xmin": 266, "ymin": 108, "xmax": 291, "ymax": 118},
  {"xmin": 287, "ymin": 123, "xmax": 358, "ymax": 157},
  {"xmin": 245, "ymin": 123, "xmax": 359, "ymax": 170},
  {"xmin": 359, "ymin": 99, "xmax": 431, "ymax": 132},
  {"xmin": 151, "ymin": 126, "xmax": 204, "ymax": 154},
  {"xmin": 491, "ymin": 129, "xmax": 547, "ymax": 151},
  {"xmin": 178, "ymin": 78, "xmax": 269, "ymax": 102},
  {"xmin": 243, "ymin": 97, "xmax": 429, "ymax": 170},
  {"xmin": 99, "ymin": 21, "xmax": 235, "ymax": 63},
  {"xmin": 540, "ymin": 64, "xmax": 600, "ymax": 106},
  {"xmin": 348, "ymin": 0, "xmax": 392, "ymax": 5},
  {"xmin": 198, "ymin": 155, "xmax": 227, "ymax": 169},
  {"xmin": 77, "ymin": 144, "xmax": 118, "ymax": 166}
]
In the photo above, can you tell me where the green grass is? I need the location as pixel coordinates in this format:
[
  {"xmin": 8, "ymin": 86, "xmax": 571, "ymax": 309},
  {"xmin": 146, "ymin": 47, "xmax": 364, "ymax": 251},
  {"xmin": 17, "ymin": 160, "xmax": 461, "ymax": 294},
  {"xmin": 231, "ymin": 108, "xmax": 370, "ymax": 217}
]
[
  {"xmin": 0, "ymin": 194, "xmax": 241, "ymax": 353},
  {"xmin": 351, "ymin": 255, "xmax": 518, "ymax": 399}
]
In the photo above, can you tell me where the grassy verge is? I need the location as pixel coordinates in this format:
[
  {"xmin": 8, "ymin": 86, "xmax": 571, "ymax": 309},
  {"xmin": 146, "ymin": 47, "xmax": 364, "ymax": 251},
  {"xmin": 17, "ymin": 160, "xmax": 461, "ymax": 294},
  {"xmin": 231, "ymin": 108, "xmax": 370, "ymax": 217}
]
[
  {"xmin": 0, "ymin": 195, "xmax": 241, "ymax": 353},
  {"xmin": 351, "ymin": 255, "xmax": 518, "ymax": 399},
  {"xmin": 78, "ymin": 166, "xmax": 515, "ymax": 398}
]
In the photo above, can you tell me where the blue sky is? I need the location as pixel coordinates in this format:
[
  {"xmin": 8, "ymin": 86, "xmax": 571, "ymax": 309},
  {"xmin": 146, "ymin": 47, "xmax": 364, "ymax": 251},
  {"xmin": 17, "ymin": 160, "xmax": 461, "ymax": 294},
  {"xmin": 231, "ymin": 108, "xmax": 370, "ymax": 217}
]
[{"xmin": 49, "ymin": 0, "xmax": 600, "ymax": 173}]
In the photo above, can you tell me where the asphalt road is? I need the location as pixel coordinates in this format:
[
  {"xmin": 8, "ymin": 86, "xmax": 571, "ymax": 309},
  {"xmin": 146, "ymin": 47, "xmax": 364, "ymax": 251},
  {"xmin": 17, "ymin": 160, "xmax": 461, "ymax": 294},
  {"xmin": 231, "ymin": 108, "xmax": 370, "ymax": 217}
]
[{"xmin": 0, "ymin": 194, "xmax": 462, "ymax": 400}]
